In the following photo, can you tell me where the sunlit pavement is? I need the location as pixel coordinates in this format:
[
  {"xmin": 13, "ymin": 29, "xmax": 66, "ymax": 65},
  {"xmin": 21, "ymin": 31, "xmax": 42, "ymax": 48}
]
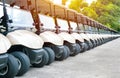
[{"xmin": 16, "ymin": 38, "xmax": 120, "ymax": 78}]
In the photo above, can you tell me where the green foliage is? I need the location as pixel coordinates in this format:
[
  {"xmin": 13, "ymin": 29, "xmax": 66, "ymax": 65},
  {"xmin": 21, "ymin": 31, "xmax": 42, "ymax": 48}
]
[
  {"xmin": 68, "ymin": 0, "xmax": 83, "ymax": 12},
  {"xmin": 66, "ymin": 0, "xmax": 120, "ymax": 31},
  {"xmin": 81, "ymin": 7, "xmax": 98, "ymax": 19},
  {"xmin": 68, "ymin": 0, "xmax": 88, "ymax": 12}
]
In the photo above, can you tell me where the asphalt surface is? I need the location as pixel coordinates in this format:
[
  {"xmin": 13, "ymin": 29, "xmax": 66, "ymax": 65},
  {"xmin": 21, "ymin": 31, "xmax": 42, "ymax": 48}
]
[{"xmin": 16, "ymin": 38, "xmax": 120, "ymax": 78}]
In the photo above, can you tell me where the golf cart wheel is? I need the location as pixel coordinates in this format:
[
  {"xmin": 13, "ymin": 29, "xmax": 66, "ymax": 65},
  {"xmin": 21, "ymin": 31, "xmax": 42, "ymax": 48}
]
[
  {"xmin": 0, "ymin": 54, "xmax": 19, "ymax": 78},
  {"xmin": 11, "ymin": 52, "xmax": 30, "ymax": 76},
  {"xmin": 32, "ymin": 50, "xmax": 49, "ymax": 67},
  {"xmin": 44, "ymin": 47, "xmax": 55, "ymax": 65}
]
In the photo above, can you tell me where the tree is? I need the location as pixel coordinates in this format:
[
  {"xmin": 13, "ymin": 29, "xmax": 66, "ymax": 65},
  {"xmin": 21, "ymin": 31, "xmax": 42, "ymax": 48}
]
[
  {"xmin": 81, "ymin": 7, "xmax": 98, "ymax": 19},
  {"xmin": 67, "ymin": 0, "xmax": 88, "ymax": 12},
  {"xmin": 66, "ymin": 0, "xmax": 120, "ymax": 31}
]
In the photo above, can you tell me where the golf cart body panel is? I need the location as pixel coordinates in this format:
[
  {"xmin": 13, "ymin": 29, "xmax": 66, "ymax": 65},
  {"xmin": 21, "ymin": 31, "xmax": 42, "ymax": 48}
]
[
  {"xmin": 7, "ymin": 30, "xmax": 44, "ymax": 49},
  {"xmin": 0, "ymin": 34, "xmax": 11, "ymax": 54},
  {"xmin": 40, "ymin": 31, "xmax": 64, "ymax": 45}
]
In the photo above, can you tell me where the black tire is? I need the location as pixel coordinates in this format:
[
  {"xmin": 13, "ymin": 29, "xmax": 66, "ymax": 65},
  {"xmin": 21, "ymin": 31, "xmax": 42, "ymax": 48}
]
[
  {"xmin": 32, "ymin": 50, "xmax": 49, "ymax": 67},
  {"xmin": 89, "ymin": 40, "xmax": 94, "ymax": 49},
  {"xmin": 0, "ymin": 54, "xmax": 19, "ymax": 78},
  {"xmin": 70, "ymin": 43, "xmax": 81, "ymax": 56},
  {"xmin": 98, "ymin": 39, "xmax": 102, "ymax": 45},
  {"xmin": 79, "ymin": 42, "xmax": 87, "ymax": 52},
  {"xmin": 63, "ymin": 47, "xmax": 68, "ymax": 59},
  {"xmin": 64, "ymin": 45, "xmax": 70, "ymax": 58},
  {"xmin": 44, "ymin": 47, "xmax": 55, "ymax": 65},
  {"xmin": 85, "ymin": 41, "xmax": 91, "ymax": 50},
  {"xmin": 95, "ymin": 40, "xmax": 98, "ymax": 46},
  {"xmin": 89, "ymin": 40, "xmax": 94, "ymax": 48},
  {"xmin": 75, "ymin": 43, "xmax": 81, "ymax": 54},
  {"xmin": 84, "ymin": 42, "xmax": 89, "ymax": 51},
  {"xmin": 55, "ymin": 47, "xmax": 67, "ymax": 61},
  {"xmin": 11, "ymin": 52, "xmax": 30, "ymax": 76}
]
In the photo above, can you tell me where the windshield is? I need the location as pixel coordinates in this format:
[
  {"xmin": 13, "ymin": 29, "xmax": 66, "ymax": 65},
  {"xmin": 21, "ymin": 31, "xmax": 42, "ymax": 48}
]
[
  {"xmin": 57, "ymin": 18, "xmax": 69, "ymax": 31},
  {"xmin": 0, "ymin": 2, "xmax": 34, "ymax": 31},
  {"xmin": 78, "ymin": 23, "xmax": 84, "ymax": 31},
  {"xmin": 69, "ymin": 21, "xmax": 78, "ymax": 31},
  {"xmin": 39, "ymin": 14, "xmax": 55, "ymax": 30}
]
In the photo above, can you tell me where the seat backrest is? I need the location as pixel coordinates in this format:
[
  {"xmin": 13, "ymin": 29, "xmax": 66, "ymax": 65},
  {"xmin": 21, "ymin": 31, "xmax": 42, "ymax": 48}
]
[
  {"xmin": 36, "ymin": 0, "xmax": 53, "ymax": 16},
  {"xmin": 54, "ymin": 4, "xmax": 66, "ymax": 19},
  {"xmin": 39, "ymin": 14, "xmax": 56, "ymax": 31}
]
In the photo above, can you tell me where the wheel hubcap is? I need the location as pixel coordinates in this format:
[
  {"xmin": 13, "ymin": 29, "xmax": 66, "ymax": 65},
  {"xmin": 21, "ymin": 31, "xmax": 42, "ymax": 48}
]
[
  {"xmin": 56, "ymin": 53, "xmax": 62, "ymax": 58},
  {"xmin": 0, "ymin": 65, "xmax": 8, "ymax": 75},
  {"xmin": 16, "ymin": 58, "xmax": 22, "ymax": 70},
  {"xmin": 34, "ymin": 55, "xmax": 43, "ymax": 64}
]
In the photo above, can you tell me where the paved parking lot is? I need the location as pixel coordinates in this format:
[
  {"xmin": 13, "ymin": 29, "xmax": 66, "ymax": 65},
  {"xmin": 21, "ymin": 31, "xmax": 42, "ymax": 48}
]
[{"xmin": 16, "ymin": 38, "xmax": 120, "ymax": 78}]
